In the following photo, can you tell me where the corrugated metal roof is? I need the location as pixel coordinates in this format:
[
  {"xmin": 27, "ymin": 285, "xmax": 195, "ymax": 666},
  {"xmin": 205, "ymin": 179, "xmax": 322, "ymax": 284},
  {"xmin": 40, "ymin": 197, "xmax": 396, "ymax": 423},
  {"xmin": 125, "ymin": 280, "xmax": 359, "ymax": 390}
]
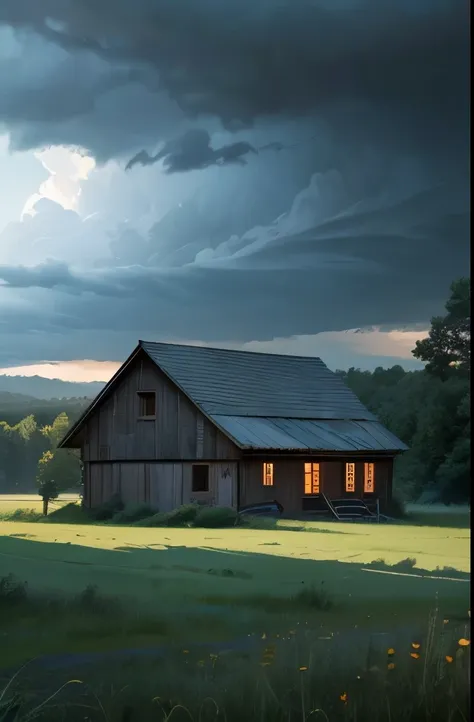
[
  {"xmin": 211, "ymin": 415, "xmax": 408, "ymax": 452},
  {"xmin": 140, "ymin": 340, "xmax": 377, "ymax": 421}
]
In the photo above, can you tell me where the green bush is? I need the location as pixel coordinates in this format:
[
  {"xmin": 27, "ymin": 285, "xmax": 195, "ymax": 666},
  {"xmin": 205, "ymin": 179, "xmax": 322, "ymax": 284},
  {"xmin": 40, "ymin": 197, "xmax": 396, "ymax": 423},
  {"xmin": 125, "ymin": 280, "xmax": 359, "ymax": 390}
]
[
  {"xmin": 44, "ymin": 502, "xmax": 89, "ymax": 524},
  {"xmin": 133, "ymin": 512, "xmax": 170, "ymax": 527},
  {"xmin": 89, "ymin": 493, "xmax": 124, "ymax": 521},
  {"xmin": 0, "ymin": 508, "xmax": 42, "ymax": 522},
  {"xmin": 112, "ymin": 503, "xmax": 158, "ymax": 524},
  {"xmin": 193, "ymin": 506, "xmax": 238, "ymax": 528},
  {"xmin": 387, "ymin": 495, "xmax": 407, "ymax": 518},
  {"xmin": 0, "ymin": 574, "xmax": 28, "ymax": 607},
  {"xmin": 168, "ymin": 503, "xmax": 200, "ymax": 525},
  {"xmin": 291, "ymin": 582, "xmax": 333, "ymax": 610},
  {"xmin": 134, "ymin": 504, "xmax": 200, "ymax": 527}
]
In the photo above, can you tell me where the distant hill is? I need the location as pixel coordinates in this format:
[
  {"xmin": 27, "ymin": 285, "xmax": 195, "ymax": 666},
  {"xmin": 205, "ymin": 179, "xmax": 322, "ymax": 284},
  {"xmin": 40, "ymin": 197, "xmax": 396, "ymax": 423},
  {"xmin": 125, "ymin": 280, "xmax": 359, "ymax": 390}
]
[{"xmin": 0, "ymin": 375, "xmax": 104, "ymax": 400}]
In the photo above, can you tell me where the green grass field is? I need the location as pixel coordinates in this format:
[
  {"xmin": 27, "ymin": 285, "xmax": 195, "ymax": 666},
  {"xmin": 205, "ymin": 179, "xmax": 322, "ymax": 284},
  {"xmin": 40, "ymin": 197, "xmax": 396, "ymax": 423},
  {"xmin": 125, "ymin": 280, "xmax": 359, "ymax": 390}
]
[{"xmin": 0, "ymin": 499, "xmax": 470, "ymax": 720}]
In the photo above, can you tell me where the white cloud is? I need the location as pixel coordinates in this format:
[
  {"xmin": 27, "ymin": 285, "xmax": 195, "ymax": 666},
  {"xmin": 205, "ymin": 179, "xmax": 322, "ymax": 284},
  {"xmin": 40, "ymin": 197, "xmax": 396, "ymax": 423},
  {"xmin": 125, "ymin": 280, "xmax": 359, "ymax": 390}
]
[{"xmin": 22, "ymin": 146, "xmax": 96, "ymax": 217}]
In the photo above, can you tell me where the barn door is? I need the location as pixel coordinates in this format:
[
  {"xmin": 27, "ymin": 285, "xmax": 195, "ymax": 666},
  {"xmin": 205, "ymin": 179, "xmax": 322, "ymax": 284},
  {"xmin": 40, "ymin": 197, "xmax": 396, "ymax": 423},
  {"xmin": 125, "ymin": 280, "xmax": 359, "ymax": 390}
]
[{"xmin": 217, "ymin": 465, "xmax": 234, "ymax": 508}]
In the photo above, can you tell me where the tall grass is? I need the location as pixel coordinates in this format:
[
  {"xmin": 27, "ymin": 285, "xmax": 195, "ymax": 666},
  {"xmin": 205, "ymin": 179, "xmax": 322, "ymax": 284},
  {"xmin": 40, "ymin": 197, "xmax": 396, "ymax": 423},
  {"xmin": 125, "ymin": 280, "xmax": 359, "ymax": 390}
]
[{"xmin": 0, "ymin": 613, "xmax": 470, "ymax": 721}]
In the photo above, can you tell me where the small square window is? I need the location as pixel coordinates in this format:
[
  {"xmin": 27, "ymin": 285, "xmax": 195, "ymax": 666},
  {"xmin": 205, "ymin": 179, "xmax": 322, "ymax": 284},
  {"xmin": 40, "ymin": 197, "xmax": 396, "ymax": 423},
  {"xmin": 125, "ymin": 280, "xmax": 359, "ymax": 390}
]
[
  {"xmin": 192, "ymin": 464, "xmax": 209, "ymax": 492},
  {"xmin": 262, "ymin": 463, "xmax": 274, "ymax": 486},
  {"xmin": 138, "ymin": 391, "xmax": 156, "ymax": 418}
]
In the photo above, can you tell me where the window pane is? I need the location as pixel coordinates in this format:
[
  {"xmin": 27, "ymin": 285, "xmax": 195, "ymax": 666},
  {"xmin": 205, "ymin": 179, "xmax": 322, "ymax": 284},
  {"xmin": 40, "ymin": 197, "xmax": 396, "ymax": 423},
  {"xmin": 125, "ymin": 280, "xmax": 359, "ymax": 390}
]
[
  {"xmin": 364, "ymin": 463, "xmax": 375, "ymax": 493},
  {"xmin": 312, "ymin": 463, "xmax": 320, "ymax": 494},
  {"xmin": 304, "ymin": 462, "xmax": 320, "ymax": 495},
  {"xmin": 345, "ymin": 462, "xmax": 355, "ymax": 492},
  {"xmin": 263, "ymin": 463, "xmax": 274, "ymax": 486},
  {"xmin": 138, "ymin": 392, "xmax": 156, "ymax": 417},
  {"xmin": 192, "ymin": 464, "xmax": 209, "ymax": 492}
]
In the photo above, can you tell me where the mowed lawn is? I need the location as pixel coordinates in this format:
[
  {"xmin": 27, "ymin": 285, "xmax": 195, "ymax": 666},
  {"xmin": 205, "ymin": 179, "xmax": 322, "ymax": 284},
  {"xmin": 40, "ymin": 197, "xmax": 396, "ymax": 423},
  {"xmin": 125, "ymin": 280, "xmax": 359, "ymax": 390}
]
[{"xmin": 0, "ymin": 498, "xmax": 470, "ymax": 666}]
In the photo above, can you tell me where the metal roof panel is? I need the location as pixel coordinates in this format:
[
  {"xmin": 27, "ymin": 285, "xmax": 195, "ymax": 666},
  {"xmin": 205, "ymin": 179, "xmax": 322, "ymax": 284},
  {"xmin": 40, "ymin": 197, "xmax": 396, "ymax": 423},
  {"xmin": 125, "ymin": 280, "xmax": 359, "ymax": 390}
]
[
  {"xmin": 211, "ymin": 415, "xmax": 408, "ymax": 452},
  {"xmin": 140, "ymin": 340, "xmax": 377, "ymax": 421}
]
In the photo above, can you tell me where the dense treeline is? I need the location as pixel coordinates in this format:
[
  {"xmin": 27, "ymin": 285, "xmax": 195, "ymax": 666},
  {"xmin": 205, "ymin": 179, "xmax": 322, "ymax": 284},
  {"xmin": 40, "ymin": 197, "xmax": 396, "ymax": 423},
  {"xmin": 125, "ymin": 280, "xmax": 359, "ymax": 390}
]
[
  {"xmin": 0, "ymin": 394, "xmax": 88, "ymax": 428},
  {"xmin": 339, "ymin": 367, "xmax": 469, "ymax": 503},
  {"xmin": 0, "ymin": 279, "xmax": 469, "ymax": 503},
  {"xmin": 339, "ymin": 277, "xmax": 470, "ymax": 504},
  {"xmin": 0, "ymin": 410, "xmax": 84, "ymax": 493}
]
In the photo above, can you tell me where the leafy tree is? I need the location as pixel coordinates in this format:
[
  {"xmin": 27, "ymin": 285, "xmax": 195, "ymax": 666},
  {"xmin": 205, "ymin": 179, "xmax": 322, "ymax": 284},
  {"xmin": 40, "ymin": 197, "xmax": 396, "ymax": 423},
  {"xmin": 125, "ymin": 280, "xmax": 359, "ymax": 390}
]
[
  {"xmin": 41, "ymin": 412, "xmax": 70, "ymax": 448},
  {"xmin": 413, "ymin": 277, "xmax": 470, "ymax": 379},
  {"xmin": 37, "ymin": 449, "xmax": 82, "ymax": 515}
]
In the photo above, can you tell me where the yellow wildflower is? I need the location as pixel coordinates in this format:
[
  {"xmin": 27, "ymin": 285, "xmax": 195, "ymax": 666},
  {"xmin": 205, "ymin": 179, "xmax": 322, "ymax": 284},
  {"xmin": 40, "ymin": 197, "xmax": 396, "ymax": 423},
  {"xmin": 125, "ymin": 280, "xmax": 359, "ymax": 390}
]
[
  {"xmin": 445, "ymin": 655, "xmax": 454, "ymax": 664},
  {"xmin": 387, "ymin": 648, "xmax": 395, "ymax": 656},
  {"xmin": 458, "ymin": 638, "xmax": 470, "ymax": 647},
  {"xmin": 387, "ymin": 662, "xmax": 396, "ymax": 671},
  {"xmin": 410, "ymin": 653, "xmax": 420, "ymax": 660},
  {"xmin": 299, "ymin": 666, "xmax": 308, "ymax": 672},
  {"xmin": 340, "ymin": 693, "xmax": 348, "ymax": 704},
  {"xmin": 411, "ymin": 643, "xmax": 421, "ymax": 650}
]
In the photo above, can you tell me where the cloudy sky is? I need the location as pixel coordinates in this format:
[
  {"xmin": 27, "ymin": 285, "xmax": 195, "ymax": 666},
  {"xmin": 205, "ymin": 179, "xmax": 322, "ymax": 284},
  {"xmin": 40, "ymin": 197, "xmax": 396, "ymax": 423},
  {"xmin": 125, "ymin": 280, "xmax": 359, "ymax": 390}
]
[{"xmin": 0, "ymin": 0, "xmax": 469, "ymax": 381}]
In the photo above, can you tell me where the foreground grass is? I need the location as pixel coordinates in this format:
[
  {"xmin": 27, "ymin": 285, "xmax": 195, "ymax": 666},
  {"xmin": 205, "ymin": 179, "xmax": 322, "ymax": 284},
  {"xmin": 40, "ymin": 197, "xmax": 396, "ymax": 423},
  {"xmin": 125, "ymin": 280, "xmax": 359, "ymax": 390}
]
[
  {"xmin": 0, "ymin": 604, "xmax": 471, "ymax": 721},
  {"xmin": 0, "ymin": 515, "xmax": 470, "ymax": 668},
  {"xmin": 0, "ymin": 501, "xmax": 470, "ymax": 720}
]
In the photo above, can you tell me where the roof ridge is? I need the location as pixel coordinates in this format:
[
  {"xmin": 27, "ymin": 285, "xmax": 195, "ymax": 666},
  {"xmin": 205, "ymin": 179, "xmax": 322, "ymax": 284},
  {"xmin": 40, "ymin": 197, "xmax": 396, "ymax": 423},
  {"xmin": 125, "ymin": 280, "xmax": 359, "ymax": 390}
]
[{"xmin": 139, "ymin": 339, "xmax": 324, "ymax": 363}]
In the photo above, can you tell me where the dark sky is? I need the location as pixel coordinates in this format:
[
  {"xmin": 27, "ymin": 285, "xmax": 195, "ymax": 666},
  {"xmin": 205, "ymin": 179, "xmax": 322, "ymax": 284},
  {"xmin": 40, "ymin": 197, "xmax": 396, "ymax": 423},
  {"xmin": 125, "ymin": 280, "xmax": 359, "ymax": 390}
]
[{"xmin": 0, "ymin": 0, "xmax": 470, "ymax": 368}]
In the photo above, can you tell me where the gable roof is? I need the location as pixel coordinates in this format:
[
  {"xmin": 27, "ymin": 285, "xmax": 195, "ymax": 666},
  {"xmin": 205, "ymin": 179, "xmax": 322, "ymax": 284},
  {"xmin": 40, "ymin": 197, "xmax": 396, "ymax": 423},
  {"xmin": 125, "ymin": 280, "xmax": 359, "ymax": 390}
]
[
  {"xmin": 140, "ymin": 340, "xmax": 376, "ymax": 420},
  {"xmin": 60, "ymin": 340, "xmax": 407, "ymax": 453}
]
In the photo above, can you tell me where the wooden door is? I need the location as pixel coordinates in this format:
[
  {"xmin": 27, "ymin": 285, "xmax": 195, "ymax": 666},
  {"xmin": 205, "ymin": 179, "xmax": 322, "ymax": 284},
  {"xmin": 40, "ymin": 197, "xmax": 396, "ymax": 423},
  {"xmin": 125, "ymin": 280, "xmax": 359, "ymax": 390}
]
[{"xmin": 217, "ymin": 465, "xmax": 234, "ymax": 508}]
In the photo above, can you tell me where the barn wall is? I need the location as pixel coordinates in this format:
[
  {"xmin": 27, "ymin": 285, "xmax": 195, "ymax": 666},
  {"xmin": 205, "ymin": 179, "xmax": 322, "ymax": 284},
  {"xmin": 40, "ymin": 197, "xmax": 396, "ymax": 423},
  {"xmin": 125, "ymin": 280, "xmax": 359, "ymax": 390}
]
[
  {"xmin": 239, "ymin": 457, "xmax": 393, "ymax": 515},
  {"xmin": 82, "ymin": 353, "xmax": 240, "ymax": 462},
  {"xmin": 85, "ymin": 460, "xmax": 238, "ymax": 511}
]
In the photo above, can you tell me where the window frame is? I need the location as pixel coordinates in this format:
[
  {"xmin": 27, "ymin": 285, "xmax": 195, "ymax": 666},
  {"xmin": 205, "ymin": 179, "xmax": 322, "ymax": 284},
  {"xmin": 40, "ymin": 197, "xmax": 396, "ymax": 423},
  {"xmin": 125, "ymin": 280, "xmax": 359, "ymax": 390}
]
[
  {"xmin": 304, "ymin": 462, "xmax": 320, "ymax": 496},
  {"xmin": 137, "ymin": 390, "xmax": 156, "ymax": 419},
  {"xmin": 192, "ymin": 463, "xmax": 210, "ymax": 493},
  {"xmin": 262, "ymin": 462, "xmax": 274, "ymax": 487},
  {"xmin": 345, "ymin": 462, "xmax": 356, "ymax": 493},
  {"xmin": 364, "ymin": 462, "xmax": 375, "ymax": 494}
]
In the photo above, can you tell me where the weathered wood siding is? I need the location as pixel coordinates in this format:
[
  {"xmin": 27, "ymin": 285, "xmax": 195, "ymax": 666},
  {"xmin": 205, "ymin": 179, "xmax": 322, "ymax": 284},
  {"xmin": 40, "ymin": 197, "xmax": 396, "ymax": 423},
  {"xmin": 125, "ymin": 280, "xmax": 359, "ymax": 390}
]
[
  {"xmin": 239, "ymin": 457, "xmax": 393, "ymax": 515},
  {"xmin": 84, "ymin": 460, "xmax": 238, "ymax": 511},
  {"xmin": 82, "ymin": 353, "xmax": 240, "ymax": 462}
]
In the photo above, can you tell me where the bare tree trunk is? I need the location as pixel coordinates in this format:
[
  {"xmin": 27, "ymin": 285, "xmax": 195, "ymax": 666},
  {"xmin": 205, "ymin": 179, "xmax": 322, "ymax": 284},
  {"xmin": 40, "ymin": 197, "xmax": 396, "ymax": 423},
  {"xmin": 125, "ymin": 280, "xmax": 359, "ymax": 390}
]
[{"xmin": 43, "ymin": 497, "xmax": 49, "ymax": 516}]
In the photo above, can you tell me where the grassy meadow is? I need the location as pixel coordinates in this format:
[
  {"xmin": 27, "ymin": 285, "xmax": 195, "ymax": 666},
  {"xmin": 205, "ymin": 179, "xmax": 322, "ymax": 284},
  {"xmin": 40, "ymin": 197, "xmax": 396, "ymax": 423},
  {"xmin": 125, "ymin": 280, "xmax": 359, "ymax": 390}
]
[{"xmin": 0, "ymin": 498, "xmax": 470, "ymax": 720}]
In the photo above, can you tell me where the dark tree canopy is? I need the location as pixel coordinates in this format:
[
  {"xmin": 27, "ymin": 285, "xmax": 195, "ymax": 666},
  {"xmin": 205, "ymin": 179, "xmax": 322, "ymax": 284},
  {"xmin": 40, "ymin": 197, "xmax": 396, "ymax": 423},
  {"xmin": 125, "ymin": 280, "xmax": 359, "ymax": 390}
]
[{"xmin": 412, "ymin": 278, "xmax": 470, "ymax": 379}]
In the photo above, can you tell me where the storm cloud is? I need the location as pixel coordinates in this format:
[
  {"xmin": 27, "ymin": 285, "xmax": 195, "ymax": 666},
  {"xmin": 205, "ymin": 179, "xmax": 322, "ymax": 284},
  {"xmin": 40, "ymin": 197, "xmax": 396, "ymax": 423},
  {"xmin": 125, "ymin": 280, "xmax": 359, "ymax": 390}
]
[
  {"xmin": 126, "ymin": 129, "xmax": 257, "ymax": 173},
  {"xmin": 0, "ymin": 1, "xmax": 470, "ymax": 367},
  {"xmin": 0, "ymin": 1, "xmax": 468, "ymax": 162}
]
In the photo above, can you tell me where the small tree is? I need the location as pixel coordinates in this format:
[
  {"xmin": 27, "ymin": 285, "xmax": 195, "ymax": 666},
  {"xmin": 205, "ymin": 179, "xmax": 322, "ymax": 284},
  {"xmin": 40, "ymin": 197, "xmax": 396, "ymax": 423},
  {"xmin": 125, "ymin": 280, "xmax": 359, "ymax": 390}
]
[
  {"xmin": 412, "ymin": 277, "xmax": 470, "ymax": 379},
  {"xmin": 37, "ymin": 449, "xmax": 82, "ymax": 515}
]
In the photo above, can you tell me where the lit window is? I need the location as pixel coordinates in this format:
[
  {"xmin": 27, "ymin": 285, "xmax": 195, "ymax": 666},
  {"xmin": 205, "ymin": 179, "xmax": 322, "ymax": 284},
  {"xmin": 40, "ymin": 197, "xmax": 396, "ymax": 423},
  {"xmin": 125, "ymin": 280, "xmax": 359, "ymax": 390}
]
[
  {"xmin": 345, "ymin": 463, "xmax": 355, "ymax": 492},
  {"xmin": 364, "ymin": 463, "xmax": 375, "ymax": 493},
  {"xmin": 304, "ymin": 462, "xmax": 320, "ymax": 495},
  {"xmin": 262, "ymin": 463, "xmax": 274, "ymax": 486}
]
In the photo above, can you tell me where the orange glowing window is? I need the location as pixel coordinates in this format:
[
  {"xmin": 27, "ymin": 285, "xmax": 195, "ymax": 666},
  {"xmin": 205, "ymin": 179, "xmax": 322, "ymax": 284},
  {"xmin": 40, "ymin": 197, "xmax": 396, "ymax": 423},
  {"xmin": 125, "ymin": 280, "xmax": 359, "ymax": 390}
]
[
  {"xmin": 304, "ymin": 463, "xmax": 320, "ymax": 495},
  {"xmin": 262, "ymin": 463, "xmax": 274, "ymax": 486},
  {"xmin": 345, "ymin": 463, "xmax": 355, "ymax": 492},
  {"xmin": 364, "ymin": 463, "xmax": 375, "ymax": 493}
]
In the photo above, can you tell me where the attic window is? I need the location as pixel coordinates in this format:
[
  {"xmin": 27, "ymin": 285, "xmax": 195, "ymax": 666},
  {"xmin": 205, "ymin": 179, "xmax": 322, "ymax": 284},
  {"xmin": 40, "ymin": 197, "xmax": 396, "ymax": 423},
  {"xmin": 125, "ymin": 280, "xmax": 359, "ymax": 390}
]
[{"xmin": 138, "ymin": 391, "xmax": 156, "ymax": 418}]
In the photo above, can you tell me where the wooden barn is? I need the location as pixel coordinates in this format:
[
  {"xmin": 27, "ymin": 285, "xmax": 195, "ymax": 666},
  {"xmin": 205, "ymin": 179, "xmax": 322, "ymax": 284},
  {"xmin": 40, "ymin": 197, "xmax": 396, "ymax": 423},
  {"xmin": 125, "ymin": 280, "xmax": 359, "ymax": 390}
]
[{"xmin": 59, "ymin": 340, "xmax": 407, "ymax": 516}]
